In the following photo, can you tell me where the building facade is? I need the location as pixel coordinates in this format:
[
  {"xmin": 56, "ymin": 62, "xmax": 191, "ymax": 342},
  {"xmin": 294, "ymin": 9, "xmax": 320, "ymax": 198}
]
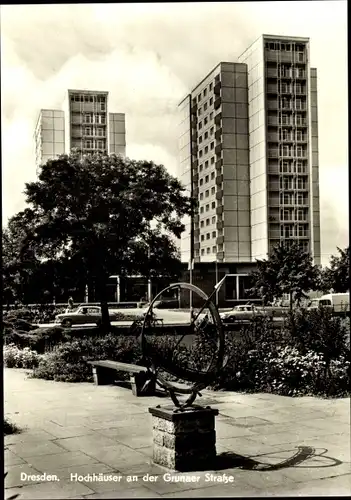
[
  {"xmin": 35, "ymin": 89, "xmax": 126, "ymax": 170},
  {"xmin": 179, "ymin": 34, "xmax": 321, "ymax": 265}
]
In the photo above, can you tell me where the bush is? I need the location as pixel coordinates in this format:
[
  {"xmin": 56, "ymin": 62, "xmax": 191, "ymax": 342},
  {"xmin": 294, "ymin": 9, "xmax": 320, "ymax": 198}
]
[
  {"xmin": 4, "ymin": 418, "xmax": 21, "ymax": 435},
  {"xmin": 32, "ymin": 334, "xmax": 143, "ymax": 382},
  {"xmin": 4, "ymin": 344, "xmax": 43, "ymax": 369}
]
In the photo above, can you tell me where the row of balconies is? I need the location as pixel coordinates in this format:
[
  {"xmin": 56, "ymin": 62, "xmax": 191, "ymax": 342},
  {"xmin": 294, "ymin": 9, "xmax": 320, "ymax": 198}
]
[
  {"xmin": 267, "ymin": 133, "xmax": 307, "ymax": 142},
  {"xmin": 269, "ymin": 199, "xmax": 309, "ymax": 207},
  {"xmin": 267, "ymin": 164, "xmax": 308, "ymax": 175},
  {"xmin": 267, "ymin": 101, "xmax": 306, "ymax": 111},
  {"xmin": 267, "ymin": 116, "xmax": 307, "ymax": 126},
  {"xmin": 266, "ymin": 84, "xmax": 306, "ymax": 95},
  {"xmin": 268, "ymin": 149, "xmax": 307, "ymax": 159},
  {"xmin": 265, "ymin": 51, "xmax": 306, "ymax": 64},
  {"xmin": 266, "ymin": 68, "xmax": 306, "ymax": 79},
  {"xmin": 268, "ymin": 182, "xmax": 309, "ymax": 192}
]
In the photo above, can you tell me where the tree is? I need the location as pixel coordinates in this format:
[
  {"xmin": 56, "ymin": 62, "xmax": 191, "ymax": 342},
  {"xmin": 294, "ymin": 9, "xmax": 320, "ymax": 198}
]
[
  {"xmin": 249, "ymin": 242, "xmax": 320, "ymax": 309},
  {"xmin": 9, "ymin": 151, "xmax": 192, "ymax": 329},
  {"xmin": 321, "ymin": 247, "xmax": 349, "ymax": 293}
]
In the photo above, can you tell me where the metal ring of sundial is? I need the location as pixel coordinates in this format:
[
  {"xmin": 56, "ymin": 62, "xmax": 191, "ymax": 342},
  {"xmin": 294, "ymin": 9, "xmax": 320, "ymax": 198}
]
[{"xmin": 140, "ymin": 283, "xmax": 225, "ymax": 409}]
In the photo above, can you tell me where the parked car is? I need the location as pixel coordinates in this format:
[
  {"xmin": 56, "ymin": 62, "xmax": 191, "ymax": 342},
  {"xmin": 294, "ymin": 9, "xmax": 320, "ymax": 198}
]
[
  {"xmin": 55, "ymin": 306, "xmax": 119, "ymax": 327},
  {"xmin": 219, "ymin": 304, "xmax": 285, "ymax": 323}
]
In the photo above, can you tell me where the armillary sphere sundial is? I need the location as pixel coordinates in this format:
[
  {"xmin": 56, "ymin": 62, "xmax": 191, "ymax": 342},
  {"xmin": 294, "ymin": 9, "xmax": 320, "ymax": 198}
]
[{"xmin": 138, "ymin": 281, "xmax": 225, "ymax": 410}]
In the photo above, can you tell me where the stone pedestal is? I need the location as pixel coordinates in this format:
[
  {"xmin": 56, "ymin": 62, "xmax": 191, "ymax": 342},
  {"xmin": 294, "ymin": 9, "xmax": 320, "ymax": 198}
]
[{"xmin": 149, "ymin": 405, "xmax": 218, "ymax": 472}]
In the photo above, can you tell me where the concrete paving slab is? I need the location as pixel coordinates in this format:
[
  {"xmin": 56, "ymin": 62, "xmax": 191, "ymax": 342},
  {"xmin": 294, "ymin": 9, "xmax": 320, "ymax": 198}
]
[
  {"xmin": 6, "ymin": 439, "xmax": 68, "ymax": 459},
  {"xmin": 5, "ymin": 448, "xmax": 26, "ymax": 466},
  {"xmin": 24, "ymin": 451, "xmax": 101, "ymax": 472},
  {"xmin": 4, "ymin": 463, "xmax": 43, "ymax": 488},
  {"xmin": 83, "ymin": 487, "xmax": 162, "ymax": 498},
  {"xmin": 4, "ymin": 479, "xmax": 96, "ymax": 498}
]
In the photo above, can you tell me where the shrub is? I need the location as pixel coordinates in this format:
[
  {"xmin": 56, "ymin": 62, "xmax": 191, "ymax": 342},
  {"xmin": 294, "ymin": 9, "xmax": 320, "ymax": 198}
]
[
  {"xmin": 4, "ymin": 344, "xmax": 43, "ymax": 369},
  {"xmin": 32, "ymin": 334, "xmax": 143, "ymax": 382},
  {"xmin": 4, "ymin": 418, "xmax": 21, "ymax": 435}
]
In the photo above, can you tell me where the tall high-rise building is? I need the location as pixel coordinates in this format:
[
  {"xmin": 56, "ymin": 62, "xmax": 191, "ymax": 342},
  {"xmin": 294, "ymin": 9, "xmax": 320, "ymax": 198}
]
[
  {"xmin": 179, "ymin": 34, "xmax": 321, "ymax": 265},
  {"xmin": 34, "ymin": 89, "xmax": 126, "ymax": 170}
]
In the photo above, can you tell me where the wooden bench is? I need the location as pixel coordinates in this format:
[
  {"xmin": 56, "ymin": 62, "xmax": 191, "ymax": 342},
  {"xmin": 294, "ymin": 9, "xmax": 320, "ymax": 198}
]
[{"xmin": 87, "ymin": 360, "xmax": 156, "ymax": 396}]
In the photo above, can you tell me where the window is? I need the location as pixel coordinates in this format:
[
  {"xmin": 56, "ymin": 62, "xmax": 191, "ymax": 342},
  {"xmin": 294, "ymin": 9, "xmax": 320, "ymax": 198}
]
[
  {"xmin": 211, "ymin": 172, "xmax": 215, "ymax": 180},
  {"xmin": 296, "ymin": 208, "xmax": 306, "ymax": 221},
  {"xmin": 210, "ymin": 127, "xmax": 214, "ymax": 135},
  {"xmin": 296, "ymin": 67, "xmax": 304, "ymax": 78},
  {"xmin": 296, "ymin": 193, "xmax": 304, "ymax": 205},
  {"xmin": 210, "ymin": 142, "xmax": 214, "ymax": 150},
  {"xmin": 281, "ymin": 114, "xmax": 289, "ymax": 125},
  {"xmin": 84, "ymin": 114, "xmax": 92, "ymax": 124},
  {"xmin": 209, "ymin": 83, "xmax": 213, "ymax": 91},
  {"xmin": 212, "ymin": 231, "xmax": 216, "ymax": 238},
  {"xmin": 198, "ymin": 107, "xmax": 202, "ymax": 115},
  {"xmin": 296, "ymin": 161, "xmax": 305, "ymax": 173},
  {"xmin": 85, "ymin": 127, "xmax": 92, "ymax": 135},
  {"xmin": 204, "ymin": 116, "xmax": 208, "ymax": 125},
  {"xmin": 282, "ymin": 129, "xmax": 290, "ymax": 140},
  {"xmin": 296, "ymin": 146, "xmax": 303, "ymax": 157},
  {"xmin": 286, "ymin": 43, "xmax": 291, "ymax": 51},
  {"xmin": 85, "ymin": 140, "xmax": 92, "ymax": 149},
  {"xmin": 212, "ymin": 216, "xmax": 216, "ymax": 223},
  {"xmin": 210, "ymin": 112, "xmax": 214, "ymax": 120},
  {"xmin": 100, "ymin": 102, "xmax": 106, "ymax": 111},
  {"xmin": 198, "ymin": 121, "xmax": 203, "ymax": 129},
  {"xmin": 212, "ymin": 246, "xmax": 217, "ymax": 253},
  {"xmin": 211, "ymin": 156, "xmax": 215, "ymax": 164},
  {"xmin": 205, "ymin": 175, "xmax": 209, "ymax": 183},
  {"xmin": 199, "ymin": 164, "xmax": 203, "ymax": 172},
  {"xmin": 281, "ymin": 43, "xmax": 285, "ymax": 51},
  {"xmin": 201, "ymin": 249, "xmax": 205, "ymax": 256},
  {"xmin": 200, "ymin": 193, "xmax": 204, "ymax": 200},
  {"xmin": 198, "ymin": 94, "xmax": 202, "ymax": 102},
  {"xmin": 200, "ymin": 206, "xmax": 204, "ymax": 213},
  {"xmin": 97, "ymin": 140, "xmax": 104, "ymax": 149},
  {"xmin": 199, "ymin": 150, "xmax": 203, "ymax": 158},
  {"xmin": 281, "ymin": 82, "xmax": 289, "ymax": 93},
  {"xmin": 199, "ymin": 179, "xmax": 203, "ymax": 186},
  {"xmin": 204, "ymin": 131, "xmax": 208, "ymax": 140},
  {"xmin": 295, "ymin": 83, "xmax": 302, "ymax": 94},
  {"xmin": 201, "ymin": 234, "xmax": 205, "ymax": 241},
  {"xmin": 207, "ymin": 247, "xmax": 211, "ymax": 254},
  {"xmin": 206, "ymin": 233, "xmax": 210, "ymax": 240},
  {"xmin": 297, "ymin": 52, "xmax": 304, "ymax": 62},
  {"xmin": 211, "ymin": 187, "xmax": 215, "ymax": 195},
  {"xmin": 206, "ymin": 218, "xmax": 210, "ymax": 226},
  {"xmin": 211, "ymin": 201, "xmax": 216, "ymax": 209},
  {"xmin": 297, "ymin": 225, "xmax": 307, "ymax": 237},
  {"xmin": 205, "ymin": 160, "xmax": 209, "ymax": 169},
  {"xmin": 210, "ymin": 97, "xmax": 213, "ymax": 106},
  {"xmin": 296, "ymin": 177, "xmax": 307, "ymax": 190},
  {"xmin": 205, "ymin": 190, "xmax": 209, "ymax": 197},
  {"xmin": 97, "ymin": 128, "xmax": 104, "ymax": 137},
  {"xmin": 206, "ymin": 204, "xmax": 210, "ymax": 212},
  {"xmin": 295, "ymin": 98, "xmax": 302, "ymax": 110},
  {"xmin": 205, "ymin": 146, "xmax": 209, "ymax": 154},
  {"xmin": 199, "ymin": 135, "xmax": 203, "ymax": 144},
  {"xmin": 203, "ymin": 88, "xmax": 207, "ymax": 97},
  {"xmin": 282, "ymin": 145, "xmax": 290, "ymax": 157},
  {"xmin": 204, "ymin": 102, "xmax": 208, "ymax": 111}
]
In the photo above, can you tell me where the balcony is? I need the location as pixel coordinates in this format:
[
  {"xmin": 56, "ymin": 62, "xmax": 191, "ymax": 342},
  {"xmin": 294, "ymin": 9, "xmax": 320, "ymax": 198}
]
[
  {"xmin": 215, "ymin": 158, "xmax": 223, "ymax": 170},
  {"xmin": 215, "ymin": 143, "xmax": 222, "ymax": 155},
  {"xmin": 192, "ymin": 158, "xmax": 198, "ymax": 168},
  {"xmin": 266, "ymin": 67, "xmax": 278, "ymax": 78},
  {"xmin": 267, "ymin": 100, "xmax": 279, "ymax": 110},
  {"xmin": 192, "ymin": 143, "xmax": 198, "ymax": 155},
  {"xmin": 194, "ymin": 228, "xmax": 200, "ymax": 238},
  {"xmin": 267, "ymin": 133, "xmax": 279, "ymax": 142},
  {"xmin": 194, "ymin": 242, "xmax": 200, "ymax": 251},
  {"xmin": 216, "ymin": 220, "xmax": 223, "ymax": 230},
  {"xmin": 216, "ymin": 251, "xmax": 224, "ymax": 261},
  {"xmin": 194, "ymin": 214, "xmax": 200, "ymax": 224},
  {"xmin": 269, "ymin": 230, "xmax": 281, "ymax": 239},
  {"xmin": 281, "ymin": 136, "xmax": 293, "ymax": 142},
  {"xmin": 216, "ymin": 174, "xmax": 223, "ymax": 185},
  {"xmin": 215, "ymin": 127, "xmax": 222, "ymax": 141},
  {"xmin": 214, "ymin": 96, "xmax": 221, "ymax": 110},
  {"xmin": 267, "ymin": 116, "xmax": 278, "ymax": 126},
  {"xmin": 296, "ymin": 136, "xmax": 308, "ymax": 143},
  {"xmin": 268, "ymin": 149, "xmax": 279, "ymax": 158},
  {"xmin": 216, "ymin": 189, "xmax": 223, "ymax": 200},
  {"xmin": 268, "ymin": 198, "xmax": 280, "ymax": 207},
  {"xmin": 267, "ymin": 164, "xmax": 280, "ymax": 174},
  {"xmin": 191, "ymin": 104, "xmax": 197, "ymax": 115},
  {"xmin": 193, "ymin": 173, "xmax": 199, "ymax": 184},
  {"xmin": 214, "ymin": 81, "xmax": 221, "ymax": 95},
  {"xmin": 295, "ymin": 71, "xmax": 306, "ymax": 80},
  {"xmin": 214, "ymin": 112, "xmax": 222, "ymax": 125},
  {"xmin": 216, "ymin": 236, "xmax": 224, "ymax": 245},
  {"xmin": 216, "ymin": 205, "xmax": 224, "ymax": 215},
  {"xmin": 268, "ymin": 182, "xmax": 280, "ymax": 191},
  {"xmin": 266, "ymin": 84, "xmax": 278, "ymax": 94}
]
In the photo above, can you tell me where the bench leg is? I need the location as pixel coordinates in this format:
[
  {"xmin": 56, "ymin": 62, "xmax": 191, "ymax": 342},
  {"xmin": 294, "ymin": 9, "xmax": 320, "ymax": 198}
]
[
  {"xmin": 92, "ymin": 367, "xmax": 114, "ymax": 385},
  {"xmin": 130, "ymin": 373, "xmax": 156, "ymax": 396}
]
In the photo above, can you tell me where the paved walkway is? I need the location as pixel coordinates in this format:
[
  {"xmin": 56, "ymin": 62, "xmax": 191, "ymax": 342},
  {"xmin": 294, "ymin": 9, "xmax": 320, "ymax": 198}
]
[{"xmin": 4, "ymin": 368, "xmax": 350, "ymax": 498}]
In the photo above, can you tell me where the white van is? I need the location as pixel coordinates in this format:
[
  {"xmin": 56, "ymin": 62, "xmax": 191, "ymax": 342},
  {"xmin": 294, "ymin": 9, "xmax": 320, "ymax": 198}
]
[{"xmin": 309, "ymin": 293, "xmax": 350, "ymax": 315}]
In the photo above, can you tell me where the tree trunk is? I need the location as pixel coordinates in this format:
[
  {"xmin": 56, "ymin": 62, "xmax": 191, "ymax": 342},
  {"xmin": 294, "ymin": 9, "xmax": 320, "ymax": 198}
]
[{"xmin": 96, "ymin": 277, "xmax": 111, "ymax": 332}]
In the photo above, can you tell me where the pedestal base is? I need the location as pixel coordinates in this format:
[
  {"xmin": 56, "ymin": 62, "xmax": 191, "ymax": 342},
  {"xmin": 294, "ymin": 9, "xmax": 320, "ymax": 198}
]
[{"xmin": 149, "ymin": 405, "xmax": 218, "ymax": 472}]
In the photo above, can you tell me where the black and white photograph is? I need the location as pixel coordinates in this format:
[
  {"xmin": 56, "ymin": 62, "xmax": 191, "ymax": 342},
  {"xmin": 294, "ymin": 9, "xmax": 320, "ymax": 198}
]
[{"xmin": 2, "ymin": 1, "xmax": 349, "ymax": 498}]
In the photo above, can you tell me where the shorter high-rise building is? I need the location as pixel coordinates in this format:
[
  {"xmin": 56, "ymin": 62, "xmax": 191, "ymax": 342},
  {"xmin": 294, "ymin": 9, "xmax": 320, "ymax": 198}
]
[{"xmin": 34, "ymin": 89, "xmax": 126, "ymax": 170}]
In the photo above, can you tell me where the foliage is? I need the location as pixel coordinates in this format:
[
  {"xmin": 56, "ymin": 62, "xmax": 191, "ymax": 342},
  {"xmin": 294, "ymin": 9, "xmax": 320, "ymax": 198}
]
[
  {"xmin": 32, "ymin": 334, "xmax": 143, "ymax": 382},
  {"xmin": 249, "ymin": 242, "xmax": 320, "ymax": 308},
  {"xmin": 321, "ymin": 247, "xmax": 349, "ymax": 293},
  {"xmin": 4, "ymin": 151, "xmax": 192, "ymax": 328},
  {"xmin": 4, "ymin": 419, "xmax": 21, "ymax": 436},
  {"xmin": 4, "ymin": 344, "xmax": 43, "ymax": 369}
]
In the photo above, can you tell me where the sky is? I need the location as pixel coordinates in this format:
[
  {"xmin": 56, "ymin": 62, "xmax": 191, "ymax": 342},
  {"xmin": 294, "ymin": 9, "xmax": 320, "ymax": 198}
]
[{"xmin": 1, "ymin": 1, "xmax": 348, "ymax": 266}]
